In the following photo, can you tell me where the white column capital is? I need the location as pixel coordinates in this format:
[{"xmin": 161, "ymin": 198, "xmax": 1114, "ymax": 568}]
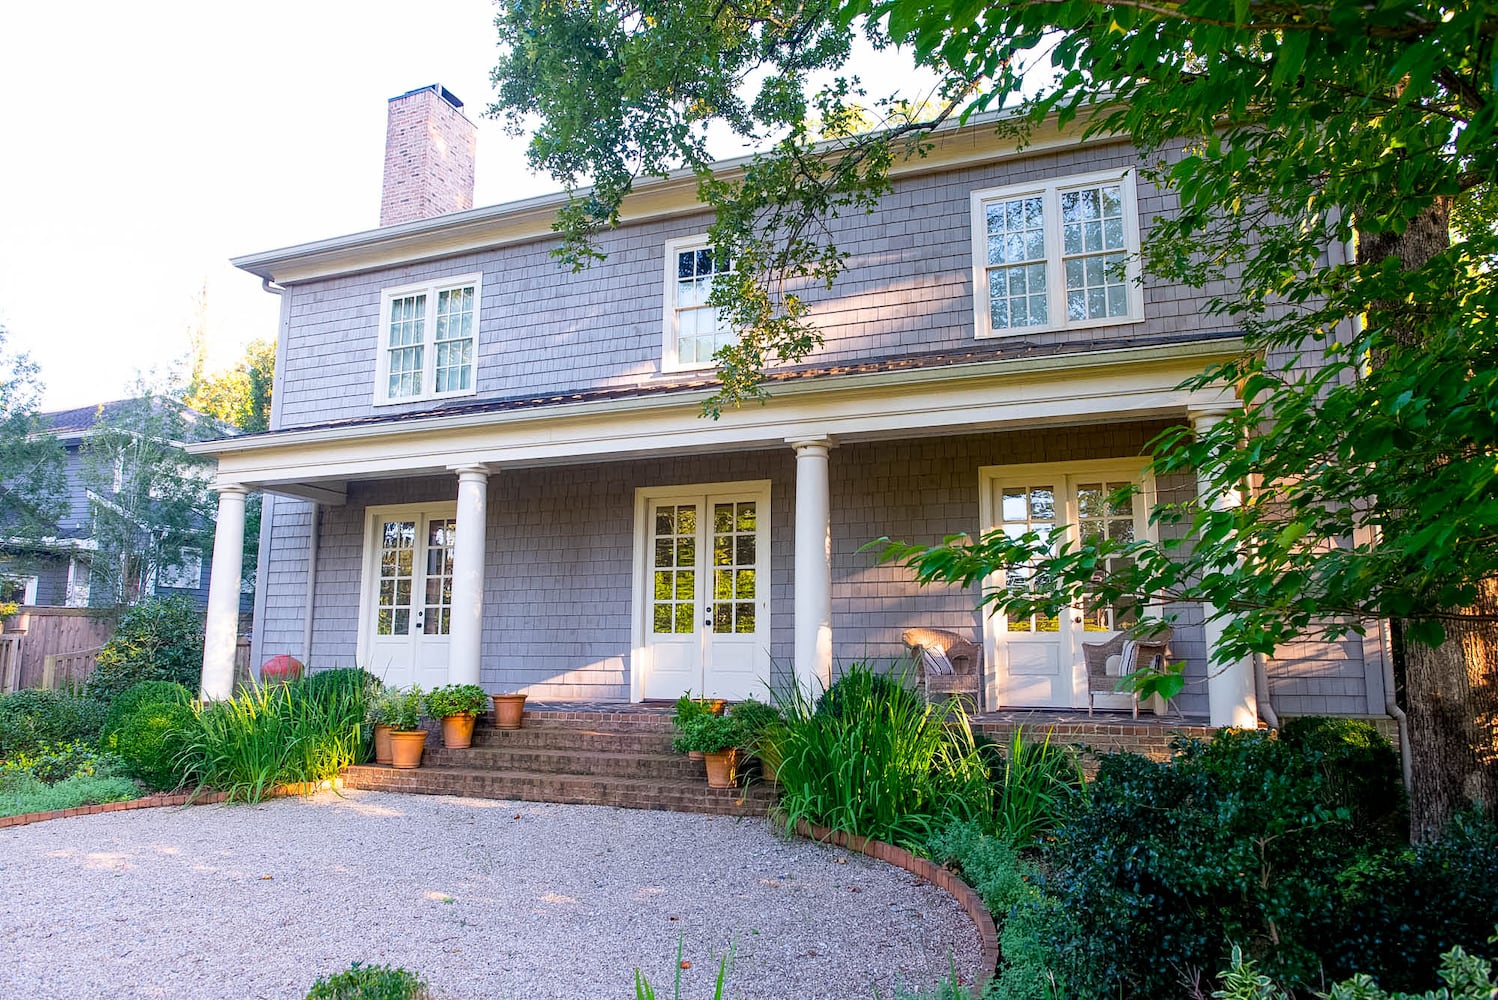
[
  {"xmin": 448, "ymin": 463, "xmax": 494, "ymax": 482},
  {"xmin": 213, "ymin": 482, "xmax": 250, "ymax": 497},
  {"xmin": 1186, "ymin": 405, "xmax": 1240, "ymax": 432},
  {"xmin": 788, "ymin": 436, "xmax": 835, "ymax": 456}
]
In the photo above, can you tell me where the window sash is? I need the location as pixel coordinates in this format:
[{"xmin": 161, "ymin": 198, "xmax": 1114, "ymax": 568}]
[
  {"xmin": 665, "ymin": 243, "xmax": 735, "ymax": 370},
  {"xmin": 973, "ymin": 173, "xmax": 1141, "ymax": 338},
  {"xmin": 378, "ymin": 279, "xmax": 479, "ymax": 403}
]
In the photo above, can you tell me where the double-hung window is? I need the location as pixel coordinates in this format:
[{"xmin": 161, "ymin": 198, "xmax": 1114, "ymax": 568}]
[
  {"xmin": 663, "ymin": 237, "xmax": 735, "ymax": 371},
  {"xmin": 375, "ymin": 274, "xmax": 482, "ymax": 404},
  {"xmin": 970, "ymin": 170, "xmax": 1144, "ymax": 338}
]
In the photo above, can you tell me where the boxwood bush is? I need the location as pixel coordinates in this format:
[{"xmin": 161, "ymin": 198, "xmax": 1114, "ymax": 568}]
[
  {"xmin": 305, "ymin": 962, "xmax": 430, "ymax": 1000},
  {"xmin": 114, "ymin": 699, "xmax": 198, "ymax": 791}
]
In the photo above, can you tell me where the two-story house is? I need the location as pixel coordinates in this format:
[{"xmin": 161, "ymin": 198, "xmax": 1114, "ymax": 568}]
[
  {"xmin": 2, "ymin": 398, "xmax": 225, "ymax": 611},
  {"xmin": 193, "ymin": 84, "xmax": 1392, "ymax": 731}
]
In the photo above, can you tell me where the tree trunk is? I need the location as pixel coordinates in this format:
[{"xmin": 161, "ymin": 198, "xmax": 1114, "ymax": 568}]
[{"xmin": 1360, "ymin": 199, "xmax": 1498, "ymax": 840}]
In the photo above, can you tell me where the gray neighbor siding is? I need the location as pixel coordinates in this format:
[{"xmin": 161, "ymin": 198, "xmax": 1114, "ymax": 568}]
[{"xmin": 250, "ymin": 136, "xmax": 1382, "ymax": 720}]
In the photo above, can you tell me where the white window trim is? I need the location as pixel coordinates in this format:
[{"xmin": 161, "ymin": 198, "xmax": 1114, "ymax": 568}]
[
  {"xmin": 661, "ymin": 235, "xmax": 733, "ymax": 374},
  {"xmin": 970, "ymin": 168, "xmax": 1146, "ymax": 340},
  {"xmin": 1, "ymin": 575, "xmax": 38, "ymax": 606},
  {"xmin": 65, "ymin": 558, "xmax": 91, "ymax": 608},
  {"xmin": 373, "ymin": 272, "xmax": 483, "ymax": 406}
]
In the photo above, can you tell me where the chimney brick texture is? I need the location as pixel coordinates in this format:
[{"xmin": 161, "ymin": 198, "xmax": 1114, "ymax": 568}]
[{"xmin": 380, "ymin": 85, "xmax": 476, "ymax": 228}]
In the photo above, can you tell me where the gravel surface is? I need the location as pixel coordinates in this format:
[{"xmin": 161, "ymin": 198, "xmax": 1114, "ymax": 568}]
[{"xmin": 0, "ymin": 790, "xmax": 983, "ymax": 999}]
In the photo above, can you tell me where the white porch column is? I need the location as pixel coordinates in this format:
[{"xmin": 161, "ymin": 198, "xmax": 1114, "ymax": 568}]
[
  {"xmin": 201, "ymin": 483, "xmax": 248, "ymax": 701},
  {"xmin": 448, "ymin": 464, "xmax": 491, "ymax": 688},
  {"xmin": 1191, "ymin": 408, "xmax": 1258, "ymax": 728},
  {"xmin": 790, "ymin": 438, "xmax": 834, "ymax": 697}
]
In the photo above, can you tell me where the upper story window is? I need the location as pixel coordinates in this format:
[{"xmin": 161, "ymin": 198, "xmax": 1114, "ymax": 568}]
[
  {"xmin": 663, "ymin": 237, "xmax": 734, "ymax": 371},
  {"xmin": 970, "ymin": 170, "xmax": 1144, "ymax": 339},
  {"xmin": 375, "ymin": 274, "xmax": 482, "ymax": 405}
]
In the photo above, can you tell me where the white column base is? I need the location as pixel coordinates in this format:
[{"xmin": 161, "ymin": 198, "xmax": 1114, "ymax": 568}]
[{"xmin": 1204, "ymin": 610, "xmax": 1258, "ymax": 727}]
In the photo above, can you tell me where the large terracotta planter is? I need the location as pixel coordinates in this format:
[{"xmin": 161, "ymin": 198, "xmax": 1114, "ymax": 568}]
[
  {"xmin": 389, "ymin": 730, "xmax": 427, "ymax": 769},
  {"xmin": 373, "ymin": 723, "xmax": 394, "ymax": 765},
  {"xmin": 704, "ymin": 748, "xmax": 740, "ymax": 789},
  {"xmin": 441, "ymin": 713, "xmax": 477, "ymax": 749},
  {"xmin": 492, "ymin": 693, "xmax": 527, "ymax": 730}
]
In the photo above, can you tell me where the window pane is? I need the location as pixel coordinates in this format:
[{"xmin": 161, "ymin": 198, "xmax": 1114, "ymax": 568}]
[{"xmin": 735, "ymin": 603, "xmax": 755, "ymax": 633}]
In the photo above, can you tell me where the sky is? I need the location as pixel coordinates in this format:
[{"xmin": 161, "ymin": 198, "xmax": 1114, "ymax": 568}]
[{"xmin": 0, "ymin": 0, "xmax": 562, "ymax": 411}]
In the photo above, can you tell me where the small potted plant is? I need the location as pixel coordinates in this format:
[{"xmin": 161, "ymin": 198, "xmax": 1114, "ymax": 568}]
[
  {"xmin": 386, "ymin": 687, "xmax": 426, "ymax": 769},
  {"xmin": 677, "ymin": 714, "xmax": 745, "ymax": 789},
  {"xmin": 491, "ymin": 691, "xmax": 527, "ymax": 730},
  {"xmin": 729, "ymin": 698, "xmax": 785, "ymax": 785},
  {"xmin": 671, "ymin": 691, "xmax": 725, "ymax": 761},
  {"xmin": 425, "ymin": 684, "xmax": 488, "ymax": 748},
  {"xmin": 367, "ymin": 690, "xmax": 396, "ymax": 765}
]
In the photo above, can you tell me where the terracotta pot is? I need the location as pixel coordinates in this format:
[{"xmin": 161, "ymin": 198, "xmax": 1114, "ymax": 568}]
[
  {"xmin": 703, "ymin": 748, "xmax": 740, "ymax": 789},
  {"xmin": 697, "ymin": 699, "xmax": 727, "ymax": 716},
  {"xmin": 373, "ymin": 723, "xmax": 394, "ymax": 765},
  {"xmin": 441, "ymin": 713, "xmax": 476, "ymax": 749},
  {"xmin": 687, "ymin": 750, "xmax": 705, "ymax": 762},
  {"xmin": 389, "ymin": 730, "xmax": 427, "ymax": 769},
  {"xmin": 492, "ymin": 693, "xmax": 527, "ymax": 730},
  {"xmin": 759, "ymin": 755, "xmax": 780, "ymax": 786}
]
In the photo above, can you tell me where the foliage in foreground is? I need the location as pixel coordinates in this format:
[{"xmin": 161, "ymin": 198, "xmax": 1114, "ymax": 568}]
[
  {"xmin": 976, "ymin": 728, "xmax": 1085, "ymax": 850},
  {"xmin": 634, "ymin": 937, "xmax": 732, "ymax": 1000},
  {"xmin": 181, "ymin": 670, "xmax": 372, "ymax": 802},
  {"xmin": 774, "ymin": 664, "xmax": 989, "ymax": 847},
  {"xmin": 0, "ymin": 689, "xmax": 107, "ymax": 759},
  {"xmin": 1216, "ymin": 940, "xmax": 1498, "ymax": 1000},
  {"xmin": 305, "ymin": 962, "xmax": 430, "ymax": 1000},
  {"xmin": 0, "ymin": 770, "xmax": 140, "ymax": 818},
  {"xmin": 87, "ymin": 596, "xmax": 205, "ymax": 701}
]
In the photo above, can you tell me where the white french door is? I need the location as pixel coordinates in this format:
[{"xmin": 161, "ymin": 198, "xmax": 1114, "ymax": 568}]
[
  {"xmin": 358, "ymin": 503, "xmax": 458, "ymax": 691},
  {"xmin": 636, "ymin": 482, "xmax": 771, "ymax": 702},
  {"xmin": 980, "ymin": 460, "xmax": 1151, "ymax": 709}
]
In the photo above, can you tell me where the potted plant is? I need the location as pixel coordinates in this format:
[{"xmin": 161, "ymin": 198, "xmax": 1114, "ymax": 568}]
[
  {"xmin": 729, "ymin": 698, "xmax": 785, "ymax": 785},
  {"xmin": 386, "ymin": 687, "xmax": 426, "ymax": 769},
  {"xmin": 425, "ymin": 684, "xmax": 488, "ymax": 748},
  {"xmin": 677, "ymin": 714, "xmax": 745, "ymax": 789},
  {"xmin": 491, "ymin": 692, "xmax": 527, "ymax": 730},
  {"xmin": 671, "ymin": 691, "xmax": 726, "ymax": 761},
  {"xmin": 367, "ymin": 690, "xmax": 396, "ymax": 765}
]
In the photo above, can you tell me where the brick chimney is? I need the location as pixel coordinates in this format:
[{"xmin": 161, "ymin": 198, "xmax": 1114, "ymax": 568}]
[{"xmin": 379, "ymin": 84, "xmax": 476, "ymax": 227}]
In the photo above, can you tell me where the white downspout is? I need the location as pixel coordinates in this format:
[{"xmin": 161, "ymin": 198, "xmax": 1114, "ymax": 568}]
[
  {"xmin": 1379, "ymin": 618, "xmax": 1414, "ymax": 792},
  {"xmin": 1253, "ymin": 652, "xmax": 1279, "ymax": 728}
]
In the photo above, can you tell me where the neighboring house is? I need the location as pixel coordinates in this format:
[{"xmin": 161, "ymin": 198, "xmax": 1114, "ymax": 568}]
[
  {"xmin": 0, "ymin": 399, "xmax": 228, "ymax": 611},
  {"xmin": 192, "ymin": 83, "xmax": 1387, "ymax": 731}
]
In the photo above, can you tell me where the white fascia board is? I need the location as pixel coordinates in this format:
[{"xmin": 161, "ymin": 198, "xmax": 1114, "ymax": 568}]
[
  {"xmin": 232, "ymin": 113, "xmax": 1103, "ymax": 286},
  {"xmin": 195, "ymin": 339, "xmax": 1243, "ymax": 490}
]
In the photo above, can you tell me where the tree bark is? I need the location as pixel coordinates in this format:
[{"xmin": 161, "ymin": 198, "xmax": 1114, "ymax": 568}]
[{"xmin": 1360, "ymin": 199, "xmax": 1498, "ymax": 840}]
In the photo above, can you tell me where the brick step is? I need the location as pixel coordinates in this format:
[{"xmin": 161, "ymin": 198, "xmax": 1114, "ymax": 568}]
[
  {"xmin": 343, "ymin": 764, "xmax": 777, "ymax": 817},
  {"xmin": 423, "ymin": 745, "xmax": 708, "ymax": 780},
  {"xmin": 515, "ymin": 712, "xmax": 674, "ymax": 732},
  {"xmin": 468, "ymin": 726, "xmax": 676, "ymax": 754}
]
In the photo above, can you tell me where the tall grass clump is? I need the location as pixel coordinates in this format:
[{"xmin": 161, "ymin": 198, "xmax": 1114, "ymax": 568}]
[
  {"xmin": 182, "ymin": 669, "xmax": 372, "ymax": 802},
  {"xmin": 983, "ymin": 727, "xmax": 1086, "ymax": 849},
  {"xmin": 774, "ymin": 663, "xmax": 989, "ymax": 847}
]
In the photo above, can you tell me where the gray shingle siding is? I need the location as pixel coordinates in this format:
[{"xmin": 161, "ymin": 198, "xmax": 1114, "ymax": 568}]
[{"xmin": 271, "ymin": 140, "xmax": 1239, "ymax": 431}]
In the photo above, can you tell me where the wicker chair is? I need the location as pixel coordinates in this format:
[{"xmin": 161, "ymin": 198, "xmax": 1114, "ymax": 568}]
[
  {"xmin": 1080, "ymin": 626, "xmax": 1173, "ymax": 717},
  {"xmin": 902, "ymin": 627, "xmax": 983, "ymax": 714}
]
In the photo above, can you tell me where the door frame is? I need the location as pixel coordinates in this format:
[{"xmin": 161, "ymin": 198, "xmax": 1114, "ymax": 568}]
[
  {"xmin": 977, "ymin": 458, "xmax": 1156, "ymax": 710},
  {"xmin": 629, "ymin": 479, "xmax": 773, "ymax": 703},
  {"xmin": 354, "ymin": 500, "xmax": 459, "ymax": 677}
]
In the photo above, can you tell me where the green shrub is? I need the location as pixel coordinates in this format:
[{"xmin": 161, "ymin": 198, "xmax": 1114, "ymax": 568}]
[
  {"xmin": 0, "ymin": 770, "xmax": 140, "ymax": 818},
  {"xmin": 101, "ymin": 680, "xmax": 192, "ymax": 739},
  {"xmin": 1216, "ymin": 938, "xmax": 1498, "ymax": 1000},
  {"xmin": 984, "ymin": 728, "xmax": 1085, "ymax": 849},
  {"xmin": 728, "ymin": 697, "xmax": 781, "ymax": 735},
  {"xmin": 114, "ymin": 700, "xmax": 198, "ymax": 790},
  {"xmin": 671, "ymin": 713, "xmax": 745, "ymax": 754},
  {"xmin": 305, "ymin": 962, "xmax": 430, "ymax": 1000},
  {"xmin": 1043, "ymin": 726, "xmax": 1408, "ymax": 997},
  {"xmin": 1278, "ymin": 716, "xmax": 1406, "ymax": 839},
  {"xmin": 0, "ymin": 689, "xmax": 108, "ymax": 758},
  {"xmin": 181, "ymin": 672, "xmax": 372, "ymax": 802},
  {"xmin": 775, "ymin": 663, "xmax": 990, "ymax": 848},
  {"xmin": 300, "ymin": 668, "xmax": 382, "ymax": 704},
  {"xmin": 88, "ymin": 596, "xmax": 205, "ymax": 701},
  {"xmin": 423, "ymin": 683, "xmax": 487, "ymax": 718},
  {"xmin": 1, "ymin": 740, "xmax": 116, "ymax": 784}
]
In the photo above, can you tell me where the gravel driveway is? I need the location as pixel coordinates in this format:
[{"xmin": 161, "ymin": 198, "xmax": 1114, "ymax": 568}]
[{"xmin": 0, "ymin": 790, "xmax": 983, "ymax": 999}]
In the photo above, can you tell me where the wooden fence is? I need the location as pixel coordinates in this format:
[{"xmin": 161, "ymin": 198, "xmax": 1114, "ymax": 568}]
[{"xmin": 0, "ymin": 606, "xmax": 252, "ymax": 692}]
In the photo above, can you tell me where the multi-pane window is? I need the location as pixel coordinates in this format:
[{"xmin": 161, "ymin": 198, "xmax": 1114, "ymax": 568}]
[
  {"xmin": 972, "ymin": 172, "xmax": 1141, "ymax": 337},
  {"xmin": 1075, "ymin": 481, "xmax": 1139, "ymax": 632},
  {"xmin": 376, "ymin": 520, "xmax": 416, "ymax": 636},
  {"xmin": 652, "ymin": 505, "xmax": 698, "ymax": 634},
  {"xmin": 376, "ymin": 275, "xmax": 481, "ymax": 403},
  {"xmin": 664, "ymin": 240, "xmax": 734, "ymax": 369},
  {"xmin": 998, "ymin": 485, "xmax": 1061, "ymax": 633},
  {"xmin": 711, "ymin": 501, "xmax": 756, "ymax": 635},
  {"xmin": 423, "ymin": 518, "xmax": 456, "ymax": 635}
]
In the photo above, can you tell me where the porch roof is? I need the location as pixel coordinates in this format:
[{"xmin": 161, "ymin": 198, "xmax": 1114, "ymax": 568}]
[{"xmin": 187, "ymin": 334, "xmax": 1245, "ymax": 505}]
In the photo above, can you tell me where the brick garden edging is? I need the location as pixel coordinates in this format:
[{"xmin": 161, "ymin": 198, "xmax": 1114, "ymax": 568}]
[
  {"xmin": 0, "ymin": 778, "xmax": 344, "ymax": 830},
  {"xmin": 788, "ymin": 815, "xmax": 1002, "ymax": 994}
]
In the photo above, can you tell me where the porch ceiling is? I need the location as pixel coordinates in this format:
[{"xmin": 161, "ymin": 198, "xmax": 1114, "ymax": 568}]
[{"xmin": 189, "ymin": 338, "xmax": 1244, "ymax": 503}]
